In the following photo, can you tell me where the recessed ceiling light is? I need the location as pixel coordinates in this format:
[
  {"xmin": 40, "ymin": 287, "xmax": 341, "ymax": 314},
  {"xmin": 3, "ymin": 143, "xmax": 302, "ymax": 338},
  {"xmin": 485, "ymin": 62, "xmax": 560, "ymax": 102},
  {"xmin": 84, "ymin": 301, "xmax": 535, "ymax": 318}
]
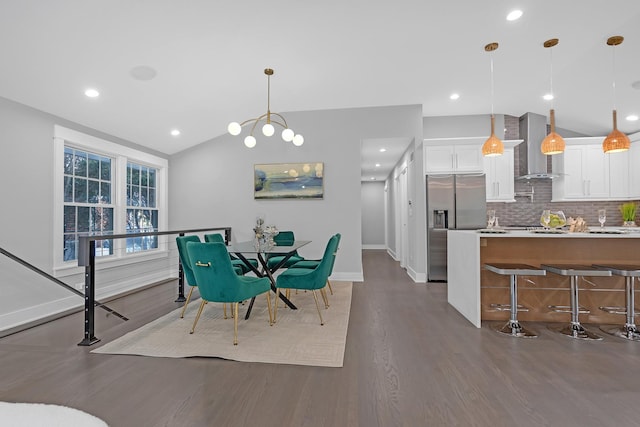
[
  {"xmin": 370, "ymin": 177, "xmax": 376, "ymax": 180},
  {"xmin": 84, "ymin": 88, "xmax": 100, "ymax": 98},
  {"xmin": 626, "ymin": 114, "xmax": 639, "ymax": 121},
  {"xmin": 506, "ymin": 10, "xmax": 523, "ymax": 21},
  {"xmin": 379, "ymin": 148, "xmax": 386, "ymax": 152},
  {"xmin": 450, "ymin": 93, "xmax": 460, "ymax": 100},
  {"xmin": 543, "ymin": 93, "xmax": 554, "ymax": 101},
  {"xmin": 170, "ymin": 129, "xmax": 181, "ymax": 136},
  {"xmin": 375, "ymin": 163, "xmax": 381, "ymax": 167}
]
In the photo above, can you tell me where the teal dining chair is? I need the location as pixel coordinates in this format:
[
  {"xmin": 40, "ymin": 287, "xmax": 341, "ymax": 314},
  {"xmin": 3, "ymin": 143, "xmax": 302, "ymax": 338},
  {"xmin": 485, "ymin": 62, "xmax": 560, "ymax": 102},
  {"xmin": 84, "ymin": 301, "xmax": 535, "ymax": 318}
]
[
  {"xmin": 175, "ymin": 235, "xmax": 202, "ymax": 318},
  {"xmin": 204, "ymin": 233, "xmax": 259, "ymax": 274},
  {"xmin": 265, "ymin": 230, "xmax": 305, "ymax": 270},
  {"xmin": 274, "ymin": 234, "xmax": 340, "ymax": 325},
  {"xmin": 186, "ymin": 242, "xmax": 273, "ymax": 345},
  {"xmin": 290, "ymin": 233, "xmax": 341, "ymax": 297},
  {"xmin": 176, "ymin": 235, "xmax": 241, "ymax": 319}
]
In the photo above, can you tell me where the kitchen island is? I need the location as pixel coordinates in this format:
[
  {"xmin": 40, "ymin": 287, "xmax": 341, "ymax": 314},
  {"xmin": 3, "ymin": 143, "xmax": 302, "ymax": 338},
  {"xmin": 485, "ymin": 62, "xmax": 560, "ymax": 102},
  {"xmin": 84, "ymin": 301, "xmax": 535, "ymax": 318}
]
[{"xmin": 447, "ymin": 229, "xmax": 640, "ymax": 327}]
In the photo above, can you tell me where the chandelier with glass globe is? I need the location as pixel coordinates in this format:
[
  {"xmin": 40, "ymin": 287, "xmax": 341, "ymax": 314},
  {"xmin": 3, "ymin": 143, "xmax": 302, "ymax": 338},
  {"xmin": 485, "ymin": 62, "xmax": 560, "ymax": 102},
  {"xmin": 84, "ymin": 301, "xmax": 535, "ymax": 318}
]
[{"xmin": 227, "ymin": 68, "xmax": 304, "ymax": 148}]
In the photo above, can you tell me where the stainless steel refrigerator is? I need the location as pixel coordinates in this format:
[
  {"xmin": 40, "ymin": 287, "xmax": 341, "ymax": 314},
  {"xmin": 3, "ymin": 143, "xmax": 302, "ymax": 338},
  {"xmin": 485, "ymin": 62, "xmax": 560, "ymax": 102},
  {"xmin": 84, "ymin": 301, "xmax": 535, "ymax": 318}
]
[{"xmin": 426, "ymin": 174, "xmax": 486, "ymax": 281}]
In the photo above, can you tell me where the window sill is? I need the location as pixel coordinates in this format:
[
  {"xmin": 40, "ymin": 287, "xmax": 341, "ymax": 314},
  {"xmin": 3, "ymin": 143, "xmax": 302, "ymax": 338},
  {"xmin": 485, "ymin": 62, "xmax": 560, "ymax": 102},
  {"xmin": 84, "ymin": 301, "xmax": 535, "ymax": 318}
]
[{"xmin": 53, "ymin": 249, "xmax": 170, "ymax": 278}]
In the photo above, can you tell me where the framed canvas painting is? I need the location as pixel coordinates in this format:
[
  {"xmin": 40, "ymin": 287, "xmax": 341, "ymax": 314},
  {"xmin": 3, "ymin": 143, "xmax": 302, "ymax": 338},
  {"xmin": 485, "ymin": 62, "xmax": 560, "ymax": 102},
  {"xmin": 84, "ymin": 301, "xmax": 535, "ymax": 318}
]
[{"xmin": 254, "ymin": 162, "xmax": 324, "ymax": 199}]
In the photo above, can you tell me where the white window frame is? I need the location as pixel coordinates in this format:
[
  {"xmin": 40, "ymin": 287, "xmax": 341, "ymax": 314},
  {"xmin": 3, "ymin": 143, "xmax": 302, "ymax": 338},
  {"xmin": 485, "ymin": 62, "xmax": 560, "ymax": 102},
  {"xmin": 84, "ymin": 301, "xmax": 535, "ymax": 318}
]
[{"xmin": 53, "ymin": 125, "xmax": 168, "ymax": 277}]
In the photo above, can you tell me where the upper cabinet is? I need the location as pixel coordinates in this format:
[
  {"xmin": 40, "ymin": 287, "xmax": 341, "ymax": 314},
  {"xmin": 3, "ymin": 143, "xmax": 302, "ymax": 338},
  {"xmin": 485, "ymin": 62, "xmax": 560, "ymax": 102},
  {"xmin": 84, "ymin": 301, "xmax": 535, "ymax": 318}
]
[
  {"xmin": 552, "ymin": 135, "xmax": 639, "ymax": 201},
  {"xmin": 424, "ymin": 138, "xmax": 484, "ymax": 174},
  {"xmin": 424, "ymin": 137, "xmax": 523, "ymax": 202},
  {"xmin": 483, "ymin": 140, "xmax": 523, "ymax": 202}
]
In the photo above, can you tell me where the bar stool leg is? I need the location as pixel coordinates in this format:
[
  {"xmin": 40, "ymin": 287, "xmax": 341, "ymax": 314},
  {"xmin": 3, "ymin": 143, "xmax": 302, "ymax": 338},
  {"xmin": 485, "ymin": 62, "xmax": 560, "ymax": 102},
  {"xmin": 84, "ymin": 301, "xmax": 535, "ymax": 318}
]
[
  {"xmin": 601, "ymin": 277, "xmax": 640, "ymax": 341},
  {"xmin": 550, "ymin": 275, "xmax": 602, "ymax": 340},
  {"xmin": 493, "ymin": 275, "xmax": 537, "ymax": 338}
]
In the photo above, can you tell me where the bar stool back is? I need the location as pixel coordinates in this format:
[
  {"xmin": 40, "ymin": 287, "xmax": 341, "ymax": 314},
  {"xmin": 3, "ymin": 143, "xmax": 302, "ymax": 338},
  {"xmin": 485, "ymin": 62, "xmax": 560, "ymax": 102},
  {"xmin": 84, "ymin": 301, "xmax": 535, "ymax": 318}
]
[
  {"xmin": 593, "ymin": 264, "xmax": 640, "ymax": 341},
  {"xmin": 484, "ymin": 263, "xmax": 546, "ymax": 338},
  {"xmin": 542, "ymin": 264, "xmax": 612, "ymax": 340}
]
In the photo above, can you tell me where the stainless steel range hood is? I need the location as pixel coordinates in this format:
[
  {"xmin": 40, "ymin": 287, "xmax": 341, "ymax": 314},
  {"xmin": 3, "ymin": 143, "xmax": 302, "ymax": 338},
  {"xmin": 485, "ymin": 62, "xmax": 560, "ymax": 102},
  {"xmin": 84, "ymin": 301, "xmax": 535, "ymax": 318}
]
[{"xmin": 516, "ymin": 112, "xmax": 559, "ymax": 179}]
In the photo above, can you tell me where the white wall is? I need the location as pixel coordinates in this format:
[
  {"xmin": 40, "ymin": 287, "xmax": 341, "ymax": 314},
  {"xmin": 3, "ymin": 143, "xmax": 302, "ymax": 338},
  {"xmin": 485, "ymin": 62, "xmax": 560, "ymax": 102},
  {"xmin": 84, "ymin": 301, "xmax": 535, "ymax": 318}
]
[
  {"xmin": 169, "ymin": 105, "xmax": 424, "ymax": 282},
  {"xmin": 361, "ymin": 181, "xmax": 385, "ymax": 248}
]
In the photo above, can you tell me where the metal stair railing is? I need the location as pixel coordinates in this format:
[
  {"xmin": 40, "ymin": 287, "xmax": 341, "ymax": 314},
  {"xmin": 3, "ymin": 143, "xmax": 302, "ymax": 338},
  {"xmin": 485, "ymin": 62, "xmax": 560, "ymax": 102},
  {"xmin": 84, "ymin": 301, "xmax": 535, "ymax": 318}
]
[{"xmin": 77, "ymin": 227, "xmax": 231, "ymax": 346}]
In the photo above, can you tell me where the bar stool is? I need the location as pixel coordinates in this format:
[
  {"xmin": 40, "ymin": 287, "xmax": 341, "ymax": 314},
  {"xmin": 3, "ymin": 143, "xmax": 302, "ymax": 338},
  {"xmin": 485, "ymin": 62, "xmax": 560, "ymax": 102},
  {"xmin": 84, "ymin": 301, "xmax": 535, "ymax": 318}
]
[
  {"xmin": 542, "ymin": 264, "xmax": 612, "ymax": 340},
  {"xmin": 484, "ymin": 263, "xmax": 546, "ymax": 338},
  {"xmin": 593, "ymin": 264, "xmax": 640, "ymax": 341}
]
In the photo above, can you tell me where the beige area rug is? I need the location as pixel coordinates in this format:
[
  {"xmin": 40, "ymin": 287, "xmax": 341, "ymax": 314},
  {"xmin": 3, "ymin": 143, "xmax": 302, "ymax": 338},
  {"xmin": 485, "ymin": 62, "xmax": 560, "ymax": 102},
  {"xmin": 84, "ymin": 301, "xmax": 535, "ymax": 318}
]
[{"xmin": 93, "ymin": 281, "xmax": 352, "ymax": 368}]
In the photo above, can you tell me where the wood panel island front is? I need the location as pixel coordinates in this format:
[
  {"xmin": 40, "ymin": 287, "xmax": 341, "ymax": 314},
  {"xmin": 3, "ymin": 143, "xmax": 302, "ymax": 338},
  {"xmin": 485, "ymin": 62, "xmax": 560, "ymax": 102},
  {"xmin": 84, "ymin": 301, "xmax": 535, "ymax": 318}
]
[{"xmin": 447, "ymin": 229, "xmax": 640, "ymax": 328}]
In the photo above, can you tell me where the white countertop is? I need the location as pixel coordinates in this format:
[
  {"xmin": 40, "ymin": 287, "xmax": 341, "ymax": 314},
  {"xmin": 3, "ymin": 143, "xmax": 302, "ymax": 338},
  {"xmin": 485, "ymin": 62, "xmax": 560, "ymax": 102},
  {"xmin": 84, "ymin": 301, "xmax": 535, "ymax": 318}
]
[{"xmin": 453, "ymin": 228, "xmax": 640, "ymax": 239}]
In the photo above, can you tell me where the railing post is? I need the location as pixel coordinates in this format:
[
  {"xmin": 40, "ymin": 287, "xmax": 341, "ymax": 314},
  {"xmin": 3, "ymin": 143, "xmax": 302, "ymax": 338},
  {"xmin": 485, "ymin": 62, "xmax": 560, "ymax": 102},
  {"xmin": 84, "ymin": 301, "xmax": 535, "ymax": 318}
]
[
  {"xmin": 78, "ymin": 239, "xmax": 100, "ymax": 346},
  {"xmin": 224, "ymin": 227, "xmax": 231, "ymax": 245},
  {"xmin": 175, "ymin": 232, "xmax": 186, "ymax": 302}
]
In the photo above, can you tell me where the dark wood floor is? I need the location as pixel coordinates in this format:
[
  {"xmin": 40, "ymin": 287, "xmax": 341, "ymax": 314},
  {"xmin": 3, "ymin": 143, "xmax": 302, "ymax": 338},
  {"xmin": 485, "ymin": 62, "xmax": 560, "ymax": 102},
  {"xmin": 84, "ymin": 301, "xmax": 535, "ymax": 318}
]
[{"xmin": 2, "ymin": 250, "xmax": 640, "ymax": 426}]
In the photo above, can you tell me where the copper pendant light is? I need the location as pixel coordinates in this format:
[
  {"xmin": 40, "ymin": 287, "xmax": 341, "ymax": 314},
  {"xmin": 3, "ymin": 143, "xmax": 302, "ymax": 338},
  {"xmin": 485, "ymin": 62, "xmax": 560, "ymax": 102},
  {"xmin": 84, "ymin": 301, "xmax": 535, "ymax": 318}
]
[
  {"xmin": 540, "ymin": 38, "xmax": 565, "ymax": 155},
  {"xmin": 602, "ymin": 36, "xmax": 630, "ymax": 153},
  {"xmin": 482, "ymin": 42, "xmax": 504, "ymax": 157}
]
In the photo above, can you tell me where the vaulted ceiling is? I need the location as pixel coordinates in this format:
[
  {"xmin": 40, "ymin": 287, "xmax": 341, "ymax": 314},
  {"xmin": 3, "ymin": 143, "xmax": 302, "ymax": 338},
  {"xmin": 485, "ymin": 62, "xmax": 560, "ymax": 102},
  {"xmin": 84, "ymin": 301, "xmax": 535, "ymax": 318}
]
[{"xmin": 1, "ymin": 1, "xmax": 639, "ymax": 181}]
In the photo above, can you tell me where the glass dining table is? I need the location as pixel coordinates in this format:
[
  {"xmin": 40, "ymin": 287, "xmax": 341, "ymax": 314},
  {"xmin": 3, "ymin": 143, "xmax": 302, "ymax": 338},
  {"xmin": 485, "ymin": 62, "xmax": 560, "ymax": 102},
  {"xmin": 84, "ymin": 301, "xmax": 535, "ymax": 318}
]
[{"xmin": 227, "ymin": 239, "xmax": 311, "ymax": 319}]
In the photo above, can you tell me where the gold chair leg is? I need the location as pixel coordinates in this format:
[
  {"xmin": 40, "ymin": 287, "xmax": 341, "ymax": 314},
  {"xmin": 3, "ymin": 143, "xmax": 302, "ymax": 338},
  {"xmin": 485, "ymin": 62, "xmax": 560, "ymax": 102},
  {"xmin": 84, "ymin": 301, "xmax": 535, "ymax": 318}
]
[
  {"xmin": 233, "ymin": 302, "xmax": 239, "ymax": 345},
  {"xmin": 223, "ymin": 303, "xmax": 227, "ymax": 319},
  {"xmin": 312, "ymin": 290, "xmax": 324, "ymax": 325},
  {"xmin": 190, "ymin": 300, "xmax": 207, "ymax": 333},
  {"xmin": 266, "ymin": 292, "xmax": 273, "ymax": 325},
  {"xmin": 180, "ymin": 286, "xmax": 195, "ymax": 318},
  {"xmin": 320, "ymin": 288, "xmax": 329, "ymax": 309},
  {"xmin": 274, "ymin": 288, "xmax": 280, "ymax": 323},
  {"xmin": 327, "ymin": 279, "xmax": 334, "ymax": 295}
]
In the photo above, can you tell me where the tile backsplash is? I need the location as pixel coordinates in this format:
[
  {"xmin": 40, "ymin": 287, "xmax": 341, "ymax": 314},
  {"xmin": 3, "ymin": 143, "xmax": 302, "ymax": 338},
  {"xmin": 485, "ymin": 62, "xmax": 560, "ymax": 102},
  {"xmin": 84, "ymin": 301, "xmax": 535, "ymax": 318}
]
[{"xmin": 487, "ymin": 178, "xmax": 638, "ymax": 227}]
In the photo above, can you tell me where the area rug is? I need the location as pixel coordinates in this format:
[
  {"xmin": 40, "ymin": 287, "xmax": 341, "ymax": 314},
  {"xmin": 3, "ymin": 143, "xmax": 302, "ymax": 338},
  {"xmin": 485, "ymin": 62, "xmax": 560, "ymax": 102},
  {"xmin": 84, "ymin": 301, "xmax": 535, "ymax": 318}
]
[
  {"xmin": 92, "ymin": 281, "xmax": 352, "ymax": 367},
  {"xmin": 0, "ymin": 402, "xmax": 108, "ymax": 426}
]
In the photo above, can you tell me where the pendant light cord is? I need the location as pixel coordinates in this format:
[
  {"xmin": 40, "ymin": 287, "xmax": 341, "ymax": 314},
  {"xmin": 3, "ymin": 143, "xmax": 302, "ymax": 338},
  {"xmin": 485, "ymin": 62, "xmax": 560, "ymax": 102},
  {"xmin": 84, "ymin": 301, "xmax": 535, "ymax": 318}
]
[
  {"xmin": 611, "ymin": 44, "xmax": 617, "ymax": 110},
  {"xmin": 489, "ymin": 51, "xmax": 495, "ymax": 116},
  {"xmin": 549, "ymin": 47, "xmax": 554, "ymax": 109}
]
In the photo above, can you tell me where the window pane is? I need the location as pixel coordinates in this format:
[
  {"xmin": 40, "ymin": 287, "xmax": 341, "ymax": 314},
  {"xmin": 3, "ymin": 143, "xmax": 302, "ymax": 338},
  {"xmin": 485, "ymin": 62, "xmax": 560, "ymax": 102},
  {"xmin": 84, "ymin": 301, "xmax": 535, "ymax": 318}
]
[
  {"xmin": 77, "ymin": 207, "xmax": 90, "ymax": 232},
  {"xmin": 148, "ymin": 188, "xmax": 156, "ymax": 208},
  {"xmin": 131, "ymin": 164, "xmax": 140, "ymax": 185},
  {"xmin": 88, "ymin": 154, "xmax": 100, "ymax": 179},
  {"xmin": 74, "ymin": 178, "xmax": 87, "ymax": 203},
  {"xmin": 130, "ymin": 185, "xmax": 140, "ymax": 206},
  {"xmin": 64, "ymin": 206, "xmax": 76, "ymax": 232},
  {"xmin": 88, "ymin": 180, "xmax": 100, "ymax": 203},
  {"xmin": 101, "ymin": 158, "xmax": 111, "ymax": 181},
  {"xmin": 149, "ymin": 169, "xmax": 156, "ymax": 188},
  {"xmin": 64, "ymin": 176, "xmax": 73, "ymax": 202},
  {"xmin": 64, "ymin": 148, "xmax": 74, "ymax": 175},
  {"xmin": 100, "ymin": 182, "xmax": 111, "ymax": 204},
  {"xmin": 63, "ymin": 234, "xmax": 76, "ymax": 261},
  {"xmin": 102, "ymin": 207, "xmax": 113, "ymax": 231},
  {"xmin": 74, "ymin": 151, "xmax": 87, "ymax": 176},
  {"xmin": 141, "ymin": 166, "xmax": 148, "ymax": 186},
  {"xmin": 140, "ymin": 188, "xmax": 148, "ymax": 207}
]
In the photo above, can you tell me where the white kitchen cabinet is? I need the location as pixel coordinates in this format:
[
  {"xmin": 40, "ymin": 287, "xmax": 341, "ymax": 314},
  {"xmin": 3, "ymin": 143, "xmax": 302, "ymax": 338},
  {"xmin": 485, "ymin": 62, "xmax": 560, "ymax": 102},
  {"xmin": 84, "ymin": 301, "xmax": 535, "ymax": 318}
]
[
  {"xmin": 424, "ymin": 139, "xmax": 483, "ymax": 174},
  {"xmin": 484, "ymin": 147, "xmax": 515, "ymax": 202},
  {"xmin": 628, "ymin": 138, "xmax": 640, "ymax": 199},
  {"xmin": 552, "ymin": 137, "xmax": 618, "ymax": 201},
  {"xmin": 609, "ymin": 149, "xmax": 630, "ymax": 199}
]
